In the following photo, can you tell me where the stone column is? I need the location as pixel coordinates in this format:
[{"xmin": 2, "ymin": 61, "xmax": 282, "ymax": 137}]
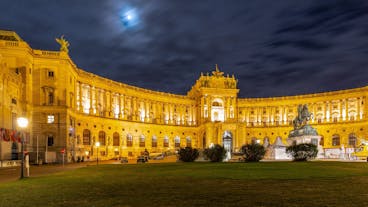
[
  {"xmin": 119, "ymin": 94, "xmax": 124, "ymax": 119},
  {"xmin": 324, "ymin": 101, "xmax": 327, "ymax": 122},
  {"xmin": 339, "ymin": 100, "xmax": 343, "ymax": 121},
  {"xmin": 89, "ymin": 85, "xmax": 94, "ymax": 114},
  {"xmin": 133, "ymin": 97, "xmax": 137, "ymax": 121},
  {"xmin": 79, "ymin": 82, "xmax": 83, "ymax": 112},
  {"xmin": 357, "ymin": 97, "xmax": 361, "ymax": 120}
]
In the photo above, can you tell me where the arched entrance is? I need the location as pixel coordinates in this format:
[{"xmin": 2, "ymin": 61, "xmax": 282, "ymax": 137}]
[{"xmin": 223, "ymin": 131, "xmax": 233, "ymax": 160}]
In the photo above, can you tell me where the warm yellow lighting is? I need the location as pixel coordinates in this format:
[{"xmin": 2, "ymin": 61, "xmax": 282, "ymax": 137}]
[
  {"xmin": 95, "ymin": 141, "xmax": 100, "ymax": 147},
  {"xmin": 17, "ymin": 117, "xmax": 29, "ymax": 128}
]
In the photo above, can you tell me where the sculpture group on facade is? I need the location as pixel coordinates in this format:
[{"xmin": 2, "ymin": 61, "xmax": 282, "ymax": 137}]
[{"xmin": 55, "ymin": 35, "xmax": 70, "ymax": 53}]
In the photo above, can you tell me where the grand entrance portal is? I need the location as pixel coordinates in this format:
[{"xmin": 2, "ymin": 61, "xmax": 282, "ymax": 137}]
[{"xmin": 223, "ymin": 131, "xmax": 233, "ymax": 161}]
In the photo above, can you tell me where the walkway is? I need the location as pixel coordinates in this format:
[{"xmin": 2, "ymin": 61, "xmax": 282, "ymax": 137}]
[{"xmin": 0, "ymin": 156, "xmax": 178, "ymax": 184}]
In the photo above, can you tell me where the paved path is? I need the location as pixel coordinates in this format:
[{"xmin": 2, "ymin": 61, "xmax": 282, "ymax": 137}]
[{"xmin": 0, "ymin": 156, "xmax": 178, "ymax": 184}]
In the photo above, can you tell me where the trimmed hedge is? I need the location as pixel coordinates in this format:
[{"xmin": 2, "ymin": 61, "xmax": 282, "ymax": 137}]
[
  {"xmin": 241, "ymin": 143, "xmax": 266, "ymax": 162},
  {"xmin": 286, "ymin": 143, "xmax": 318, "ymax": 161},
  {"xmin": 203, "ymin": 144, "xmax": 227, "ymax": 162},
  {"xmin": 178, "ymin": 147, "xmax": 199, "ymax": 162}
]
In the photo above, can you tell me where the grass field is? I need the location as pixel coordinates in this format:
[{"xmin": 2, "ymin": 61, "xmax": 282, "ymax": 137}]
[{"xmin": 0, "ymin": 162, "xmax": 367, "ymax": 207}]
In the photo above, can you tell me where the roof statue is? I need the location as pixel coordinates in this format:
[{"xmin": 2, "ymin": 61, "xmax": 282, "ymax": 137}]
[
  {"xmin": 212, "ymin": 64, "xmax": 224, "ymax": 77},
  {"xmin": 55, "ymin": 35, "xmax": 70, "ymax": 53},
  {"xmin": 289, "ymin": 104, "xmax": 318, "ymax": 137}
]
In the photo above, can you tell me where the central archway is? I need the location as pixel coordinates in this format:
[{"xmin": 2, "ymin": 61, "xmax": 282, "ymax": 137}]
[
  {"xmin": 211, "ymin": 98, "xmax": 224, "ymax": 122},
  {"xmin": 222, "ymin": 131, "xmax": 233, "ymax": 161}
]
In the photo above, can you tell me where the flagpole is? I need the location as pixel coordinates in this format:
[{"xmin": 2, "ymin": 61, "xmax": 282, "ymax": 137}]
[
  {"xmin": 36, "ymin": 135, "xmax": 39, "ymax": 164},
  {"xmin": 45, "ymin": 136, "xmax": 48, "ymax": 164}
]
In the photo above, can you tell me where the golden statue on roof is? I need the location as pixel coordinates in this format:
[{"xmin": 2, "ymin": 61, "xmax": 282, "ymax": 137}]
[
  {"xmin": 212, "ymin": 64, "xmax": 224, "ymax": 77},
  {"xmin": 55, "ymin": 35, "xmax": 70, "ymax": 53}
]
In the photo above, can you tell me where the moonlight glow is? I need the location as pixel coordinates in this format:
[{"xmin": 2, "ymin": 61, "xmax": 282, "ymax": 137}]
[{"xmin": 120, "ymin": 8, "xmax": 139, "ymax": 28}]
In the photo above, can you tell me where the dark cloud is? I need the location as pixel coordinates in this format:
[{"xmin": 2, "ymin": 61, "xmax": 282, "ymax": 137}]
[{"xmin": 1, "ymin": 0, "xmax": 368, "ymax": 97}]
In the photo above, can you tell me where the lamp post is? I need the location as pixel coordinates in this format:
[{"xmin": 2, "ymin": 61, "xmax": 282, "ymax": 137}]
[
  {"xmin": 17, "ymin": 117, "xmax": 28, "ymax": 179},
  {"xmin": 95, "ymin": 141, "xmax": 100, "ymax": 165}
]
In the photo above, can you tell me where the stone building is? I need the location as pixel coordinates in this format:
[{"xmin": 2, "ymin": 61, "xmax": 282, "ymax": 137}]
[{"xmin": 0, "ymin": 30, "xmax": 367, "ymax": 163}]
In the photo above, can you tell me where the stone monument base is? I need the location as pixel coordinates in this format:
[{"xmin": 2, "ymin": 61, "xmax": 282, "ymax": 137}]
[{"xmin": 265, "ymin": 137, "xmax": 292, "ymax": 160}]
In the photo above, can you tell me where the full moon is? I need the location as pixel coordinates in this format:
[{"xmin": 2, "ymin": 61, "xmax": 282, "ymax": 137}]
[{"xmin": 120, "ymin": 9, "xmax": 138, "ymax": 28}]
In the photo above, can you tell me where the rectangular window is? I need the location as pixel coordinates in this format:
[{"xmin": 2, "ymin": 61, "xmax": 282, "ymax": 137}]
[
  {"xmin": 348, "ymin": 136, "xmax": 356, "ymax": 146},
  {"xmin": 47, "ymin": 136, "xmax": 54, "ymax": 146},
  {"xmin": 48, "ymin": 92, "xmax": 54, "ymax": 105},
  {"xmin": 47, "ymin": 115, "xmax": 55, "ymax": 123},
  {"xmin": 48, "ymin": 71, "xmax": 54, "ymax": 77},
  {"xmin": 332, "ymin": 138, "xmax": 340, "ymax": 146}
]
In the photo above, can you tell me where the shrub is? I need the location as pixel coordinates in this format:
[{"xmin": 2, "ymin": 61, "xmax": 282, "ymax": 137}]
[
  {"xmin": 203, "ymin": 144, "xmax": 227, "ymax": 162},
  {"xmin": 241, "ymin": 143, "xmax": 266, "ymax": 162},
  {"xmin": 178, "ymin": 147, "xmax": 199, "ymax": 162},
  {"xmin": 286, "ymin": 143, "xmax": 318, "ymax": 161}
]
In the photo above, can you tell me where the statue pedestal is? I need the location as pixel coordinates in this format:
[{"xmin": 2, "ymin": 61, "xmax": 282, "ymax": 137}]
[
  {"xmin": 267, "ymin": 137, "xmax": 292, "ymax": 160},
  {"xmin": 287, "ymin": 135, "xmax": 324, "ymax": 159}
]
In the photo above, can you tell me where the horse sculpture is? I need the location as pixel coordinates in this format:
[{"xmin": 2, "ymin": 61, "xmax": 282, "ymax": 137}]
[{"xmin": 292, "ymin": 104, "xmax": 312, "ymax": 130}]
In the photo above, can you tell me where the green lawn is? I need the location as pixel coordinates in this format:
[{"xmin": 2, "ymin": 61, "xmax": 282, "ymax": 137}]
[{"xmin": 0, "ymin": 162, "xmax": 367, "ymax": 207}]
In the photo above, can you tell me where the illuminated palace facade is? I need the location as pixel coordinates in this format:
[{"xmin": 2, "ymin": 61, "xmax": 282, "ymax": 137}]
[{"xmin": 1, "ymin": 30, "xmax": 367, "ymax": 163}]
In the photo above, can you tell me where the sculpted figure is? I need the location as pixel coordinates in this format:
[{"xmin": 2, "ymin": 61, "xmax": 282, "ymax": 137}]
[{"xmin": 55, "ymin": 35, "xmax": 70, "ymax": 53}]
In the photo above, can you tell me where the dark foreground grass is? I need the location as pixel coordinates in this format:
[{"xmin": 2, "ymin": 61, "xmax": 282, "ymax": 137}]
[{"xmin": 0, "ymin": 162, "xmax": 367, "ymax": 207}]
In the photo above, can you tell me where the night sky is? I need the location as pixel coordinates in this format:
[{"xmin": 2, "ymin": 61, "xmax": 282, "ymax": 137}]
[{"xmin": 1, "ymin": 0, "xmax": 368, "ymax": 97}]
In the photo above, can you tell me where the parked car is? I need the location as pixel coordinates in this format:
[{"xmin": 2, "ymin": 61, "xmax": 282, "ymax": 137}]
[
  {"xmin": 120, "ymin": 157, "xmax": 128, "ymax": 163},
  {"xmin": 152, "ymin": 154, "xmax": 164, "ymax": 160},
  {"xmin": 137, "ymin": 156, "xmax": 146, "ymax": 163}
]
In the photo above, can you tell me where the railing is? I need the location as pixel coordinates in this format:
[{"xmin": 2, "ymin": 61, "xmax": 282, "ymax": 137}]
[{"xmin": 5, "ymin": 41, "xmax": 19, "ymax": 47}]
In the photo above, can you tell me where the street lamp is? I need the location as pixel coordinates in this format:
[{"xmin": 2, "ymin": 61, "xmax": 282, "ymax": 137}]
[
  {"xmin": 17, "ymin": 117, "xmax": 28, "ymax": 179},
  {"xmin": 95, "ymin": 141, "xmax": 100, "ymax": 165}
]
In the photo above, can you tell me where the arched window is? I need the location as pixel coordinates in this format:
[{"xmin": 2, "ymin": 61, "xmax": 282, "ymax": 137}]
[
  {"xmin": 139, "ymin": 135, "xmax": 145, "ymax": 147},
  {"xmin": 126, "ymin": 134, "xmax": 133, "ymax": 147},
  {"xmin": 152, "ymin": 136, "xmax": 157, "ymax": 148},
  {"xmin": 99, "ymin": 131, "xmax": 106, "ymax": 145},
  {"xmin": 83, "ymin": 129, "xmax": 91, "ymax": 145},
  {"xmin": 163, "ymin": 136, "xmax": 169, "ymax": 148},
  {"xmin": 212, "ymin": 101, "xmax": 222, "ymax": 107},
  {"xmin": 332, "ymin": 134, "xmax": 340, "ymax": 146},
  {"xmin": 211, "ymin": 99, "xmax": 224, "ymax": 122},
  {"xmin": 174, "ymin": 136, "xmax": 180, "ymax": 148},
  {"xmin": 113, "ymin": 132, "xmax": 120, "ymax": 146},
  {"xmin": 348, "ymin": 133, "xmax": 357, "ymax": 147},
  {"xmin": 186, "ymin": 137, "xmax": 191, "ymax": 147}
]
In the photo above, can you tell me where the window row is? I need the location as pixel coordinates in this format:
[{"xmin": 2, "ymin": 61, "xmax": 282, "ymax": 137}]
[{"xmin": 82, "ymin": 129, "xmax": 192, "ymax": 148}]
